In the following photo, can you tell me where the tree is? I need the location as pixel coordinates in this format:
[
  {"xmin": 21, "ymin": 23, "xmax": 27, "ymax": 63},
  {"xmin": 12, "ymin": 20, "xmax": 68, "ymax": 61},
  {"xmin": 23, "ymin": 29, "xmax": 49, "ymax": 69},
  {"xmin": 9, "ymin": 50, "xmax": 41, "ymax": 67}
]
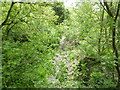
[
  {"xmin": 99, "ymin": 0, "xmax": 120, "ymax": 87},
  {"xmin": 53, "ymin": 2, "xmax": 69, "ymax": 25}
]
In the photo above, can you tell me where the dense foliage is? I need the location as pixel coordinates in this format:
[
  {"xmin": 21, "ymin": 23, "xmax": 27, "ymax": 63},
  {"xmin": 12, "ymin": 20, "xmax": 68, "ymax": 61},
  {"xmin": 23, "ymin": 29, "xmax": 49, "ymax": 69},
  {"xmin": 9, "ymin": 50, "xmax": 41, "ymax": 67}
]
[{"xmin": 1, "ymin": 1, "xmax": 120, "ymax": 88}]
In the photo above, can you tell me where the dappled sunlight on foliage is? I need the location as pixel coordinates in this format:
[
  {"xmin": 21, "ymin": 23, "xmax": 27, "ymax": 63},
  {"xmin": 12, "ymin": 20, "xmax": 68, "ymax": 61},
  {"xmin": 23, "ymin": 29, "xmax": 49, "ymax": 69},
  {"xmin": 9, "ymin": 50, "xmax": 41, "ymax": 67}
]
[{"xmin": 1, "ymin": 1, "xmax": 120, "ymax": 88}]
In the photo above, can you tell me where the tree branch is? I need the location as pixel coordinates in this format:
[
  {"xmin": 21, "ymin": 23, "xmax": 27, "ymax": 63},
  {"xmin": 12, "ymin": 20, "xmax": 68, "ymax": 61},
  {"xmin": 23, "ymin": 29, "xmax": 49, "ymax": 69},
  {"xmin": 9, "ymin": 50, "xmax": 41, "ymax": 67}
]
[
  {"xmin": 103, "ymin": 1, "xmax": 113, "ymax": 17},
  {"xmin": 0, "ymin": 2, "xmax": 15, "ymax": 28},
  {"xmin": 99, "ymin": 0, "xmax": 108, "ymax": 14},
  {"xmin": 6, "ymin": 22, "xmax": 18, "ymax": 38},
  {"xmin": 114, "ymin": 1, "xmax": 120, "ymax": 22}
]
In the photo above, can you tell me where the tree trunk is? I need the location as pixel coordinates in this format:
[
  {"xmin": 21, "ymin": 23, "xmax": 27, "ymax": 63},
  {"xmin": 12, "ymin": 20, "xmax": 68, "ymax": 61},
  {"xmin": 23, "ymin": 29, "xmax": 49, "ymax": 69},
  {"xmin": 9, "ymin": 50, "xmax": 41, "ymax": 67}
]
[{"xmin": 112, "ymin": 23, "xmax": 120, "ymax": 88}]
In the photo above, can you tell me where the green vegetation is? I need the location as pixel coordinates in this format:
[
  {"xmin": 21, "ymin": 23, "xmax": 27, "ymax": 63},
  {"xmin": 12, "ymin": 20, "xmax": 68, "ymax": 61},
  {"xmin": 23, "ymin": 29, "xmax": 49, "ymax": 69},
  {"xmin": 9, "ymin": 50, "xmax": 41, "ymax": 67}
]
[{"xmin": 1, "ymin": 1, "xmax": 120, "ymax": 88}]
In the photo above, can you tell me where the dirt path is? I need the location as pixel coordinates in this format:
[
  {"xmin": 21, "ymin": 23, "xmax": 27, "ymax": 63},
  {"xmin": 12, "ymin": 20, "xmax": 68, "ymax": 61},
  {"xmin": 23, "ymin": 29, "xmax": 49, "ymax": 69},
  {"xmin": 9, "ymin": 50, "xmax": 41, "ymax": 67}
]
[{"xmin": 48, "ymin": 36, "xmax": 82, "ymax": 87}]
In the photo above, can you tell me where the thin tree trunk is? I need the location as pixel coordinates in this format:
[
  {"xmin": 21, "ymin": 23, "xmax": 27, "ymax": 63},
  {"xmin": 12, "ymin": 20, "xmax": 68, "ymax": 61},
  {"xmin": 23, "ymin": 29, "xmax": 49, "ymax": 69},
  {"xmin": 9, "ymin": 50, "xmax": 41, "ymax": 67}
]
[
  {"xmin": 112, "ymin": 23, "xmax": 120, "ymax": 88},
  {"xmin": 100, "ymin": 1, "xmax": 120, "ymax": 87},
  {"xmin": 98, "ymin": 9, "xmax": 104, "ymax": 55}
]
